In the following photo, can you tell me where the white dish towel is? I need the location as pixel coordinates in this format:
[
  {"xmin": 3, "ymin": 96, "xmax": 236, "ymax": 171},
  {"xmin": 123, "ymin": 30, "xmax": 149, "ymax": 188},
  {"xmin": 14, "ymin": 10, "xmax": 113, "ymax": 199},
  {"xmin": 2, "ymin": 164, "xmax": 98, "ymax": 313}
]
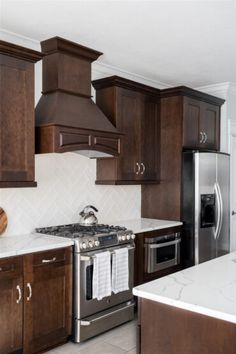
[
  {"xmin": 112, "ymin": 247, "xmax": 129, "ymax": 294},
  {"xmin": 92, "ymin": 251, "xmax": 111, "ymax": 301}
]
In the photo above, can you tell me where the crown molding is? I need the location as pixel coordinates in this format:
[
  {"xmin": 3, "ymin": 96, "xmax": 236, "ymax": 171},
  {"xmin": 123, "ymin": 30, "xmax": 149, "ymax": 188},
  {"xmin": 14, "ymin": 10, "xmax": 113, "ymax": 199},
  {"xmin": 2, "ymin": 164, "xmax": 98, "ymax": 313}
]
[
  {"xmin": 92, "ymin": 61, "xmax": 171, "ymax": 89},
  {"xmin": 196, "ymin": 82, "xmax": 236, "ymax": 99},
  {"xmin": 0, "ymin": 28, "xmax": 40, "ymax": 50},
  {"xmin": 0, "ymin": 28, "xmax": 170, "ymax": 89}
]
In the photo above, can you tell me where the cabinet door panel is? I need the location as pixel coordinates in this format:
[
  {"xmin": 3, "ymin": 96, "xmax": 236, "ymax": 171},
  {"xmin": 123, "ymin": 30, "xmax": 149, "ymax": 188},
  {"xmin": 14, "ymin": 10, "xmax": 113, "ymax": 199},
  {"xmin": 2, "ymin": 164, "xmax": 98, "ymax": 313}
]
[
  {"xmin": 117, "ymin": 88, "xmax": 141, "ymax": 180},
  {"xmin": 200, "ymin": 102, "xmax": 220, "ymax": 150},
  {"xmin": 0, "ymin": 55, "xmax": 35, "ymax": 183},
  {"xmin": 0, "ymin": 257, "xmax": 23, "ymax": 354},
  {"xmin": 183, "ymin": 98, "xmax": 201, "ymax": 148},
  {"xmin": 139, "ymin": 97, "xmax": 160, "ymax": 181},
  {"xmin": 23, "ymin": 248, "xmax": 72, "ymax": 354}
]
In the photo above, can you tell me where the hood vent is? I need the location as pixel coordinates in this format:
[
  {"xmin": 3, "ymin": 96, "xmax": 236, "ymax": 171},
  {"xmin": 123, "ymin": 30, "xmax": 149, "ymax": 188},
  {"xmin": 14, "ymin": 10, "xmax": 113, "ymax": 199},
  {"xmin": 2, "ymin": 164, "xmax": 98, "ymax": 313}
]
[{"xmin": 35, "ymin": 37, "xmax": 122, "ymax": 158}]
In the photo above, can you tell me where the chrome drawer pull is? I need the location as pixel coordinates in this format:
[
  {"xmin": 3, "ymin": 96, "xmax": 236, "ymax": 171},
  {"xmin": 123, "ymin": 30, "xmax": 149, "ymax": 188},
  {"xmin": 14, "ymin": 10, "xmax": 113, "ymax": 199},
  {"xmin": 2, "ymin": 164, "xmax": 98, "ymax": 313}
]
[
  {"xmin": 42, "ymin": 257, "xmax": 57, "ymax": 264},
  {"xmin": 135, "ymin": 162, "xmax": 141, "ymax": 175},
  {"xmin": 16, "ymin": 285, "xmax": 22, "ymax": 304},
  {"xmin": 140, "ymin": 163, "xmax": 145, "ymax": 175},
  {"xmin": 199, "ymin": 132, "xmax": 203, "ymax": 143},
  {"xmin": 26, "ymin": 283, "xmax": 32, "ymax": 301}
]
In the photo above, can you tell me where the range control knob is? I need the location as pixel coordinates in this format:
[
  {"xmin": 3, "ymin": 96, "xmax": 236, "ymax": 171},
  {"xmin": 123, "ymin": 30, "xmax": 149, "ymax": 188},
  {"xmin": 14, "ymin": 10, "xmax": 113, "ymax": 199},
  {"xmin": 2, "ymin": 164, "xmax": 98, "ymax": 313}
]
[
  {"xmin": 131, "ymin": 234, "xmax": 136, "ymax": 240},
  {"xmin": 121, "ymin": 235, "xmax": 126, "ymax": 241},
  {"xmin": 126, "ymin": 234, "xmax": 131, "ymax": 240},
  {"xmin": 80, "ymin": 242, "xmax": 87, "ymax": 249},
  {"xmin": 118, "ymin": 236, "xmax": 123, "ymax": 241},
  {"xmin": 94, "ymin": 240, "xmax": 100, "ymax": 247},
  {"xmin": 88, "ymin": 241, "xmax": 94, "ymax": 248}
]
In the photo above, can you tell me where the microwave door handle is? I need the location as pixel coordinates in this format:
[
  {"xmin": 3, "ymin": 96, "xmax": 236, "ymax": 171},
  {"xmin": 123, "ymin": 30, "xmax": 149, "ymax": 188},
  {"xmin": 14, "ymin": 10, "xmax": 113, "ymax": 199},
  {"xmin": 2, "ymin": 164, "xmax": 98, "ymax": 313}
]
[{"xmin": 147, "ymin": 239, "xmax": 181, "ymax": 249}]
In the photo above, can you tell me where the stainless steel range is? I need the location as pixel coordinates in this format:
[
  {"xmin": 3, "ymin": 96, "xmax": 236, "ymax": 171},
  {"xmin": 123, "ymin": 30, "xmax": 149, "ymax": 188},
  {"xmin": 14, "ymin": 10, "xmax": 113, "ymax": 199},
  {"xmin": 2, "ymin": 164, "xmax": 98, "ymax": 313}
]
[{"xmin": 35, "ymin": 223, "xmax": 136, "ymax": 342}]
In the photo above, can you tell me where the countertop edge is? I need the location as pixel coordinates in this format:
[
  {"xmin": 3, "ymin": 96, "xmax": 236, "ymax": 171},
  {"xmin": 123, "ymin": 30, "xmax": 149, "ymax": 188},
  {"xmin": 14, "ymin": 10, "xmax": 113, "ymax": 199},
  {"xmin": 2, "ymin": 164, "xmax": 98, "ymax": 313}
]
[{"xmin": 133, "ymin": 288, "xmax": 236, "ymax": 324}]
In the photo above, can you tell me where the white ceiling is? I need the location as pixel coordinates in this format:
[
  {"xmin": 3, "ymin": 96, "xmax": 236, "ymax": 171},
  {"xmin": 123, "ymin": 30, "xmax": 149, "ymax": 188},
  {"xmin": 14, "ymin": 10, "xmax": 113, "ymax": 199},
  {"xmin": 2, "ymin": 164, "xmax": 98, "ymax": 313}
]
[{"xmin": 1, "ymin": 0, "xmax": 236, "ymax": 87}]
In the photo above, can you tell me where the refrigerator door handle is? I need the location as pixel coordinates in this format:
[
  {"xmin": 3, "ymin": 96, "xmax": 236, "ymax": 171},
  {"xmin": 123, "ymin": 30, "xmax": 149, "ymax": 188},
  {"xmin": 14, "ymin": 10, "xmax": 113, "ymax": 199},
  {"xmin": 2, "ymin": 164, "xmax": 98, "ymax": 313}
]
[{"xmin": 214, "ymin": 183, "xmax": 223, "ymax": 240}]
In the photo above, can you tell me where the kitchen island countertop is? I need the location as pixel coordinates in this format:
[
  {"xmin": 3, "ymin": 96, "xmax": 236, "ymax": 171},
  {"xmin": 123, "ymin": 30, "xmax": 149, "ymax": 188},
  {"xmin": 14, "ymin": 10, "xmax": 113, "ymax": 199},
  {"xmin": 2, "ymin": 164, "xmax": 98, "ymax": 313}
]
[
  {"xmin": 110, "ymin": 218, "xmax": 182, "ymax": 234},
  {"xmin": 0, "ymin": 233, "xmax": 74, "ymax": 259},
  {"xmin": 133, "ymin": 251, "xmax": 236, "ymax": 323}
]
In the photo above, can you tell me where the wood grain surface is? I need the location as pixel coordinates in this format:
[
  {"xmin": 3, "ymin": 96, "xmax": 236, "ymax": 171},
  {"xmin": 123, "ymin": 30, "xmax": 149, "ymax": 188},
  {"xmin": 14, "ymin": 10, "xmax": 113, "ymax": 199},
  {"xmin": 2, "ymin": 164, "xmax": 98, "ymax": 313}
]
[{"xmin": 0, "ymin": 207, "xmax": 8, "ymax": 235}]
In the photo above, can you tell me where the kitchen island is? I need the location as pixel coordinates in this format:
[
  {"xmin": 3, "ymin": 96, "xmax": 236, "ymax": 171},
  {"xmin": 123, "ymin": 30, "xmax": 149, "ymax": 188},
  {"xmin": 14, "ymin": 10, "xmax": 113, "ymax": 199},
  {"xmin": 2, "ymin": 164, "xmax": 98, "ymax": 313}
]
[{"xmin": 133, "ymin": 252, "xmax": 236, "ymax": 354}]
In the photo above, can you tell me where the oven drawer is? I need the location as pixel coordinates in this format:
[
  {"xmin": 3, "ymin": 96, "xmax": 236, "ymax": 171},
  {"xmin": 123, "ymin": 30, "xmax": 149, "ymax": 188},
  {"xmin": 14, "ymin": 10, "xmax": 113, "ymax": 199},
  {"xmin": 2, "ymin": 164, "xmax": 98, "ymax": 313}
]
[
  {"xmin": 75, "ymin": 300, "xmax": 135, "ymax": 342},
  {"xmin": 145, "ymin": 236, "xmax": 181, "ymax": 274}
]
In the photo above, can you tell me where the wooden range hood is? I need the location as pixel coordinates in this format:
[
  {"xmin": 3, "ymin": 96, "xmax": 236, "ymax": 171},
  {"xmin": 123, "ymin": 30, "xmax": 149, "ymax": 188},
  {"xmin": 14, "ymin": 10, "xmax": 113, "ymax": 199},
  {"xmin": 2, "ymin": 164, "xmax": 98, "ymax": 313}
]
[{"xmin": 35, "ymin": 37, "xmax": 122, "ymax": 158}]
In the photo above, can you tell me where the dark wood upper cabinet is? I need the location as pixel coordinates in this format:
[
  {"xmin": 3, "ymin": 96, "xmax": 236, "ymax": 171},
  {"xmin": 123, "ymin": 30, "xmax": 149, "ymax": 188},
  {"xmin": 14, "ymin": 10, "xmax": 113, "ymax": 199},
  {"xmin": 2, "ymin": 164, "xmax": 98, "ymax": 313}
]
[
  {"xmin": 183, "ymin": 96, "xmax": 220, "ymax": 150},
  {"xmin": 0, "ymin": 247, "xmax": 72, "ymax": 354},
  {"xmin": 93, "ymin": 76, "xmax": 160, "ymax": 185},
  {"xmin": 141, "ymin": 86, "xmax": 225, "ymax": 221},
  {"xmin": 0, "ymin": 256, "xmax": 23, "ymax": 354},
  {"xmin": 0, "ymin": 40, "xmax": 43, "ymax": 188}
]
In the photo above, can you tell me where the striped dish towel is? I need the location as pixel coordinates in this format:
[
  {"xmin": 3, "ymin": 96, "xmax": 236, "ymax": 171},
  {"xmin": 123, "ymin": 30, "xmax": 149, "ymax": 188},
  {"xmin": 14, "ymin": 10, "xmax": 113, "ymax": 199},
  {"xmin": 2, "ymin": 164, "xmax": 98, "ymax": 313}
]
[
  {"xmin": 112, "ymin": 248, "xmax": 129, "ymax": 294},
  {"xmin": 93, "ymin": 251, "xmax": 111, "ymax": 300}
]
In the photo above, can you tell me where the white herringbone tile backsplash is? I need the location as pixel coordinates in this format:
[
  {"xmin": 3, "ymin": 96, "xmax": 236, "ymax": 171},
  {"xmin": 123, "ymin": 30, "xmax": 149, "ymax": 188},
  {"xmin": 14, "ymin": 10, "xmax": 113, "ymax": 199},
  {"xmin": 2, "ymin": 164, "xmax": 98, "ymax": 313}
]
[{"xmin": 0, "ymin": 153, "xmax": 141, "ymax": 236}]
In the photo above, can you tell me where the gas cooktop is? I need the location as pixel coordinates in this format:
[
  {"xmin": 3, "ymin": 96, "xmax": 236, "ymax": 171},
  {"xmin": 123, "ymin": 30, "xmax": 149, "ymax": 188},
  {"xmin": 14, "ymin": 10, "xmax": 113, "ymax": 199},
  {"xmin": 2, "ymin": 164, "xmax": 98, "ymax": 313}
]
[{"xmin": 35, "ymin": 223, "xmax": 127, "ymax": 238}]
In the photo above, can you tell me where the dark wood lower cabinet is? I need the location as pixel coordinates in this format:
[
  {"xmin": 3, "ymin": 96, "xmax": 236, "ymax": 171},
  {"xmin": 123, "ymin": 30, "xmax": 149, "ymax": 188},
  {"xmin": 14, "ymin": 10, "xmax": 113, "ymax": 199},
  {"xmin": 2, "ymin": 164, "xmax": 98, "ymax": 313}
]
[
  {"xmin": 138, "ymin": 298, "xmax": 236, "ymax": 354},
  {"xmin": 0, "ymin": 247, "xmax": 72, "ymax": 354},
  {"xmin": 23, "ymin": 248, "xmax": 72, "ymax": 354},
  {"xmin": 0, "ymin": 257, "xmax": 23, "ymax": 354},
  {"xmin": 134, "ymin": 227, "xmax": 182, "ymax": 286}
]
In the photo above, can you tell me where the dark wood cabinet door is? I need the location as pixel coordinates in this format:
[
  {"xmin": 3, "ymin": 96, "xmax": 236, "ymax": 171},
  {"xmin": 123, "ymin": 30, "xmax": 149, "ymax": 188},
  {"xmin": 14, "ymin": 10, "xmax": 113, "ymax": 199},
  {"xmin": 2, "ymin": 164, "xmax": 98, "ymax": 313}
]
[
  {"xmin": 0, "ymin": 256, "xmax": 23, "ymax": 354},
  {"xmin": 23, "ymin": 248, "xmax": 73, "ymax": 354},
  {"xmin": 117, "ymin": 88, "xmax": 141, "ymax": 181},
  {"xmin": 0, "ymin": 42, "xmax": 42, "ymax": 188},
  {"xmin": 183, "ymin": 97, "xmax": 201, "ymax": 148},
  {"xmin": 139, "ymin": 97, "xmax": 160, "ymax": 181},
  {"xmin": 200, "ymin": 102, "xmax": 220, "ymax": 150}
]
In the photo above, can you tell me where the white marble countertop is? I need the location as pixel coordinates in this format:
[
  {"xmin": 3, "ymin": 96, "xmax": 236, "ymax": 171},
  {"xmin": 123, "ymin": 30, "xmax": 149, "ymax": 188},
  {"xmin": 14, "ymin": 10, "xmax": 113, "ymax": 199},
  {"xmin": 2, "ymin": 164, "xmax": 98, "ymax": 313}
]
[
  {"xmin": 133, "ymin": 252, "xmax": 236, "ymax": 324},
  {"xmin": 111, "ymin": 218, "xmax": 182, "ymax": 234},
  {"xmin": 0, "ymin": 233, "xmax": 74, "ymax": 259}
]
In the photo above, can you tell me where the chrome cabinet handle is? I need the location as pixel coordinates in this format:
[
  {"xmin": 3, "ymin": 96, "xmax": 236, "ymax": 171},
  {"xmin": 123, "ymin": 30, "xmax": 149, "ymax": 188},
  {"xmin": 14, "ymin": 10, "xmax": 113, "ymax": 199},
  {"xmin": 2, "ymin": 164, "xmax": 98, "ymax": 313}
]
[
  {"xmin": 42, "ymin": 257, "xmax": 57, "ymax": 264},
  {"xmin": 205, "ymin": 132, "xmax": 208, "ymax": 142},
  {"xmin": 26, "ymin": 283, "xmax": 32, "ymax": 301},
  {"xmin": 145, "ymin": 239, "xmax": 181, "ymax": 249},
  {"xmin": 135, "ymin": 162, "xmax": 141, "ymax": 175},
  {"xmin": 16, "ymin": 285, "xmax": 22, "ymax": 304},
  {"xmin": 202, "ymin": 132, "xmax": 207, "ymax": 143},
  {"xmin": 232, "ymin": 211, "xmax": 236, "ymax": 216},
  {"xmin": 140, "ymin": 163, "xmax": 145, "ymax": 175},
  {"xmin": 199, "ymin": 132, "xmax": 203, "ymax": 143}
]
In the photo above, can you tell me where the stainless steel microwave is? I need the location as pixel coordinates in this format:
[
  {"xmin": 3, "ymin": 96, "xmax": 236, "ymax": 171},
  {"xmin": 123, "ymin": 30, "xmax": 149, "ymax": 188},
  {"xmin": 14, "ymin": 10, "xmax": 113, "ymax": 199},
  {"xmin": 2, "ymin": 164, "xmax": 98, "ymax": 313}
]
[{"xmin": 144, "ymin": 232, "xmax": 181, "ymax": 274}]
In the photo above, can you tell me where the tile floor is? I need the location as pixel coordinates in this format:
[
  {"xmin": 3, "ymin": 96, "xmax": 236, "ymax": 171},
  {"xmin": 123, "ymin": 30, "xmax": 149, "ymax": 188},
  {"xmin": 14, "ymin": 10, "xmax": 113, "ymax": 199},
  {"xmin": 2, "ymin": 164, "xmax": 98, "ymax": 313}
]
[{"xmin": 45, "ymin": 320, "xmax": 137, "ymax": 354}]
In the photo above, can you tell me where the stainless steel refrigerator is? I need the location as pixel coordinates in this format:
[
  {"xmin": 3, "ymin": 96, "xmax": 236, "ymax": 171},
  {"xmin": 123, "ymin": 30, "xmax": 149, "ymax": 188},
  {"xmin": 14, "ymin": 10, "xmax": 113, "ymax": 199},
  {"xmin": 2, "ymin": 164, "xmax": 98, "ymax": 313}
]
[{"xmin": 182, "ymin": 151, "xmax": 230, "ymax": 267}]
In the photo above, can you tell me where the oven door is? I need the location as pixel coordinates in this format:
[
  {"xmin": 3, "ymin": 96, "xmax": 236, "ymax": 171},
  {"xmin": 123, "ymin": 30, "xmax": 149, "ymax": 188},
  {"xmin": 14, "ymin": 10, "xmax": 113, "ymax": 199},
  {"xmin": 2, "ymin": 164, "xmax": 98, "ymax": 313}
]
[
  {"xmin": 145, "ymin": 238, "xmax": 181, "ymax": 274},
  {"xmin": 74, "ymin": 244, "xmax": 134, "ymax": 319}
]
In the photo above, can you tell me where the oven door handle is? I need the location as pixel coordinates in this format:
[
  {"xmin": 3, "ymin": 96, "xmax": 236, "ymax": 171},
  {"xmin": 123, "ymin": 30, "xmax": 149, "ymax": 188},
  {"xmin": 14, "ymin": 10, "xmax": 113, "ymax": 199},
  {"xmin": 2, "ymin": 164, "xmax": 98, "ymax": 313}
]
[
  {"xmin": 145, "ymin": 239, "xmax": 181, "ymax": 249},
  {"xmin": 80, "ymin": 302, "xmax": 135, "ymax": 326},
  {"xmin": 80, "ymin": 245, "xmax": 135, "ymax": 262}
]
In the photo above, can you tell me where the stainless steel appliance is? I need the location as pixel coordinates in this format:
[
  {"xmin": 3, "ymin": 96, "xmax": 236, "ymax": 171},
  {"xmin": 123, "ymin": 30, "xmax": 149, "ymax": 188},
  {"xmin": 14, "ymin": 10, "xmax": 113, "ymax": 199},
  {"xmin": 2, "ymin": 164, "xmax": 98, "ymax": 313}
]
[
  {"xmin": 35, "ymin": 223, "xmax": 135, "ymax": 342},
  {"xmin": 145, "ymin": 232, "xmax": 181, "ymax": 273},
  {"xmin": 182, "ymin": 151, "xmax": 230, "ymax": 266}
]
